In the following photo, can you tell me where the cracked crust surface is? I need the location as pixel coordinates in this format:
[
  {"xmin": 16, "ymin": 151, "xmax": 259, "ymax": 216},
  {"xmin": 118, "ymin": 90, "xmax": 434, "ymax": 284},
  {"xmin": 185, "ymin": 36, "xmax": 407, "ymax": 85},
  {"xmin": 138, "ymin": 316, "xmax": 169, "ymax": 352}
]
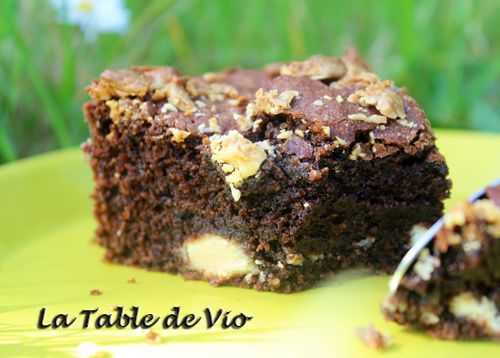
[{"xmin": 86, "ymin": 50, "xmax": 436, "ymax": 160}]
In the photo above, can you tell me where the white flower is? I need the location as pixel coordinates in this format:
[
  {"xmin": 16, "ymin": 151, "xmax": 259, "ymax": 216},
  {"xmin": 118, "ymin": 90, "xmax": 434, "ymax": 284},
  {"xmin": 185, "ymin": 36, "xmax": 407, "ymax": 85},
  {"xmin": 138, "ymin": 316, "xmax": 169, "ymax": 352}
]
[{"xmin": 51, "ymin": 0, "xmax": 130, "ymax": 41}]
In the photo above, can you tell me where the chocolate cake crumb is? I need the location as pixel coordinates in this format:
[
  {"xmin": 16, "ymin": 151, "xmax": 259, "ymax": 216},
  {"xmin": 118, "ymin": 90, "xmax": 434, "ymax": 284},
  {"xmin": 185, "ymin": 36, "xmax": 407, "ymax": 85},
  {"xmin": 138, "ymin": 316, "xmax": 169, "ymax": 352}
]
[
  {"xmin": 145, "ymin": 330, "xmax": 162, "ymax": 344},
  {"xmin": 90, "ymin": 289, "xmax": 103, "ymax": 296},
  {"xmin": 357, "ymin": 325, "xmax": 392, "ymax": 350}
]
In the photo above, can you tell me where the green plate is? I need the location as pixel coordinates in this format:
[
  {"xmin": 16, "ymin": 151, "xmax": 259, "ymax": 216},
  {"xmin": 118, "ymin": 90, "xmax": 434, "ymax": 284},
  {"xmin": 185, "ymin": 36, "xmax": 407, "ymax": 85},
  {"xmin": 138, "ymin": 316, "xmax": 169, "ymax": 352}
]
[{"xmin": 1, "ymin": 130, "xmax": 499, "ymax": 358}]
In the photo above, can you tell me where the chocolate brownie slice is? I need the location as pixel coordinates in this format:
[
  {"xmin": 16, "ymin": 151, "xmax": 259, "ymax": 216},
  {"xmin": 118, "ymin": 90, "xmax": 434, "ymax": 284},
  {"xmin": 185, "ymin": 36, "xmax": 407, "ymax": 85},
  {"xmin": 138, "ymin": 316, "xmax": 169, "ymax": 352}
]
[
  {"xmin": 83, "ymin": 50, "xmax": 450, "ymax": 292},
  {"xmin": 383, "ymin": 184, "xmax": 500, "ymax": 339}
]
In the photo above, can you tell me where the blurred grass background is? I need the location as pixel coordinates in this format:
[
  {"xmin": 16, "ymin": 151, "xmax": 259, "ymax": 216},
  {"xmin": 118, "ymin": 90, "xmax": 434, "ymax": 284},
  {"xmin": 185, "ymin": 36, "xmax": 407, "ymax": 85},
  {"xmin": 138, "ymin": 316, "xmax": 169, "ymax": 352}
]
[{"xmin": 0, "ymin": 0, "xmax": 499, "ymax": 164}]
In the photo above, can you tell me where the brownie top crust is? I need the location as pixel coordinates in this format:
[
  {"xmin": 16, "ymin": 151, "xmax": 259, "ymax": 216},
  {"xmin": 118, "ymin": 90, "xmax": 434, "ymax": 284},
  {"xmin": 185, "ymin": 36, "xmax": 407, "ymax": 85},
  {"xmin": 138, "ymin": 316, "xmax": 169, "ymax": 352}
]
[{"xmin": 86, "ymin": 50, "xmax": 437, "ymax": 160}]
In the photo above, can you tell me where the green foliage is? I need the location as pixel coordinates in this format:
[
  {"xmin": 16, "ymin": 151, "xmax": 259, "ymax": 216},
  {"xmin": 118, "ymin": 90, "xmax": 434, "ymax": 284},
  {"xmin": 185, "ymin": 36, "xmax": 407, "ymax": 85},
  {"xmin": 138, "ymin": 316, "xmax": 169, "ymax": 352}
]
[{"xmin": 0, "ymin": 0, "xmax": 499, "ymax": 163}]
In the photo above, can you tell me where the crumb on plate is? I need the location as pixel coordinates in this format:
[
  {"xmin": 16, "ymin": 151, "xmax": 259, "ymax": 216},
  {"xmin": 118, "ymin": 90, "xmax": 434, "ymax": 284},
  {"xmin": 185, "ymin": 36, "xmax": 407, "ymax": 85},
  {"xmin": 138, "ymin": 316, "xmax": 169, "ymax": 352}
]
[
  {"xmin": 356, "ymin": 324, "xmax": 392, "ymax": 350},
  {"xmin": 90, "ymin": 288, "xmax": 103, "ymax": 296},
  {"xmin": 146, "ymin": 329, "xmax": 162, "ymax": 344}
]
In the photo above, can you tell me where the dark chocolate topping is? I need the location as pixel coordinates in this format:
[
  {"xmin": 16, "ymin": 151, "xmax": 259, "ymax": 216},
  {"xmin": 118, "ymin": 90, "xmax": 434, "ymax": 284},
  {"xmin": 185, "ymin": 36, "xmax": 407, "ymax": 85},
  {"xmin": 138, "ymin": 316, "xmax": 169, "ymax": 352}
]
[{"xmin": 86, "ymin": 52, "xmax": 437, "ymax": 158}]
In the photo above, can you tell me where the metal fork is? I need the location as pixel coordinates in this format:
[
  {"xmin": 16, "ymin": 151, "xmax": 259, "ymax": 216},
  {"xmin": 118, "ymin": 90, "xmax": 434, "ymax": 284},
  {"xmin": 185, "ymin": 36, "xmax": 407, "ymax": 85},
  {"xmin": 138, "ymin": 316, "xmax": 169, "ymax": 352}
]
[{"xmin": 388, "ymin": 178, "xmax": 500, "ymax": 294}]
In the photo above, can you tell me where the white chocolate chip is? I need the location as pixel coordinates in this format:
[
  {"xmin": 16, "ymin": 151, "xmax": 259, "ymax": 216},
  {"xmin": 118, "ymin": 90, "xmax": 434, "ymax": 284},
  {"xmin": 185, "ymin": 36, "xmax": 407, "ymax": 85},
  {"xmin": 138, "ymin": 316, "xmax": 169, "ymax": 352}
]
[
  {"xmin": 420, "ymin": 311, "xmax": 440, "ymax": 325},
  {"xmin": 450, "ymin": 292, "xmax": 500, "ymax": 334},
  {"xmin": 184, "ymin": 234, "xmax": 256, "ymax": 279}
]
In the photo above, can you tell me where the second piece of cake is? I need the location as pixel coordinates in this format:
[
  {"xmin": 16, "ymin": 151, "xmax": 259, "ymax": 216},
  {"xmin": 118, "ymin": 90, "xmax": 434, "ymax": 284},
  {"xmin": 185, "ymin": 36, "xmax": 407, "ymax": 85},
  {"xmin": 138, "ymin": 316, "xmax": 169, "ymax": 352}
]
[
  {"xmin": 83, "ymin": 50, "xmax": 451, "ymax": 292},
  {"xmin": 383, "ymin": 184, "xmax": 500, "ymax": 339}
]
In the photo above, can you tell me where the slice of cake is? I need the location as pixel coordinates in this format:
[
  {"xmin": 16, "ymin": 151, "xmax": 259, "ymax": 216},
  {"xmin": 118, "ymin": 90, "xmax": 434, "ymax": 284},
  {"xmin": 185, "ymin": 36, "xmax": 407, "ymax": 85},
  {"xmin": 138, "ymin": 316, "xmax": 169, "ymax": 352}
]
[
  {"xmin": 83, "ymin": 51, "xmax": 450, "ymax": 292},
  {"xmin": 383, "ymin": 184, "xmax": 500, "ymax": 339}
]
